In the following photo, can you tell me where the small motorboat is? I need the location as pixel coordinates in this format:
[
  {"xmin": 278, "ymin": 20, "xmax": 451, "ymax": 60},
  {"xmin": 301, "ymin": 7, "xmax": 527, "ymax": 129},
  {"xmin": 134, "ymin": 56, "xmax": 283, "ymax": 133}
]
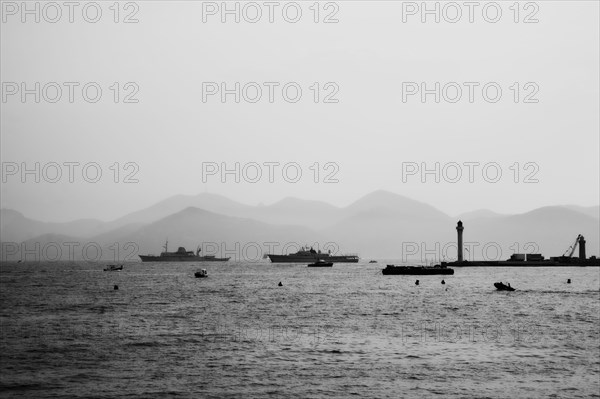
[
  {"xmin": 494, "ymin": 282, "xmax": 515, "ymax": 291},
  {"xmin": 307, "ymin": 260, "xmax": 333, "ymax": 267},
  {"xmin": 103, "ymin": 264, "xmax": 123, "ymax": 271},
  {"xmin": 369, "ymin": 260, "xmax": 377, "ymax": 263},
  {"xmin": 195, "ymin": 269, "xmax": 208, "ymax": 278}
]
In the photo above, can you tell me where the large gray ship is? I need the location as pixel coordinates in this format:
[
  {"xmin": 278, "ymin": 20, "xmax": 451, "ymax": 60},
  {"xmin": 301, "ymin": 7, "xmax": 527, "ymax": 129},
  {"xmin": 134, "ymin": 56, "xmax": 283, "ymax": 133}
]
[
  {"xmin": 139, "ymin": 241, "xmax": 230, "ymax": 262},
  {"xmin": 267, "ymin": 246, "xmax": 359, "ymax": 263}
]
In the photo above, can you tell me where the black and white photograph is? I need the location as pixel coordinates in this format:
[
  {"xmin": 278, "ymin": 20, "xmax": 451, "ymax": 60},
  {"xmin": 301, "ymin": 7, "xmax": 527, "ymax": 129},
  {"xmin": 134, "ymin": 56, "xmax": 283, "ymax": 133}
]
[{"xmin": 1, "ymin": 1, "xmax": 599, "ymax": 397}]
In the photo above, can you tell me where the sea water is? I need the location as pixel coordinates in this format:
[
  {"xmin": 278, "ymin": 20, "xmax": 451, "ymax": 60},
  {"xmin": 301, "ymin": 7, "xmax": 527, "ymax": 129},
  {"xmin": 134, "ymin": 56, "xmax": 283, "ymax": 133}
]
[{"xmin": 1, "ymin": 261, "xmax": 599, "ymax": 398}]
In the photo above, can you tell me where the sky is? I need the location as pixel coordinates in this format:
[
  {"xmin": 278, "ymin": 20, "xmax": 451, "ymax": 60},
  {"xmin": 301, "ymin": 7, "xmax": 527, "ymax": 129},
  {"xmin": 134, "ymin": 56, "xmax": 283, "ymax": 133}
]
[{"xmin": 1, "ymin": 1, "xmax": 599, "ymax": 222}]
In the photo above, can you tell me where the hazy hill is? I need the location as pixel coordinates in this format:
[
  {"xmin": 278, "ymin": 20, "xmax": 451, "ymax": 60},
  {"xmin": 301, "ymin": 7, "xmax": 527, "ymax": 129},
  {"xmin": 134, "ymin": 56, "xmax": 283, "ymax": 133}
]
[
  {"xmin": 102, "ymin": 190, "xmax": 451, "ymax": 230},
  {"xmin": 107, "ymin": 193, "xmax": 345, "ymax": 229},
  {"xmin": 2, "ymin": 233, "xmax": 84, "ymax": 262},
  {"xmin": 0, "ymin": 209, "xmax": 106, "ymax": 243},
  {"xmin": 322, "ymin": 191, "xmax": 453, "ymax": 258},
  {"xmin": 253, "ymin": 197, "xmax": 343, "ymax": 228},
  {"xmin": 563, "ymin": 205, "xmax": 600, "ymax": 220},
  {"xmin": 343, "ymin": 190, "xmax": 451, "ymax": 222},
  {"xmin": 104, "ymin": 193, "xmax": 254, "ymax": 230},
  {"xmin": 1, "ymin": 207, "xmax": 328, "ymax": 261},
  {"xmin": 2, "ymin": 191, "xmax": 598, "ymax": 262},
  {"xmin": 457, "ymin": 209, "xmax": 504, "ymax": 221},
  {"xmin": 121, "ymin": 207, "xmax": 327, "ymax": 258}
]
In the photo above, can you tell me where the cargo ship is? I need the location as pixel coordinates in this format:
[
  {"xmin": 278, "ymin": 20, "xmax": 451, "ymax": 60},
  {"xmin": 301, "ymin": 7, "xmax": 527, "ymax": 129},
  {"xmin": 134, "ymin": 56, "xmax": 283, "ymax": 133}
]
[
  {"xmin": 267, "ymin": 246, "xmax": 359, "ymax": 263},
  {"xmin": 139, "ymin": 241, "xmax": 230, "ymax": 262}
]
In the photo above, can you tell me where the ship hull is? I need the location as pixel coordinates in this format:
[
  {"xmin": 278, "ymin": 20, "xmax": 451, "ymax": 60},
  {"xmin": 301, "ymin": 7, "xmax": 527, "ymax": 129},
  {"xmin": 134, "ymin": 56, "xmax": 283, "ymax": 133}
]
[
  {"xmin": 139, "ymin": 255, "xmax": 230, "ymax": 262},
  {"xmin": 382, "ymin": 266, "xmax": 455, "ymax": 275},
  {"xmin": 307, "ymin": 262, "xmax": 333, "ymax": 267},
  {"xmin": 267, "ymin": 254, "xmax": 359, "ymax": 263}
]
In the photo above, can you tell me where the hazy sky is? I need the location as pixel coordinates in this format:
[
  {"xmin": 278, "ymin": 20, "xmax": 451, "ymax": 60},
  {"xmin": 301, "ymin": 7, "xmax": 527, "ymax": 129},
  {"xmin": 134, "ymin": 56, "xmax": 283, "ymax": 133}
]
[{"xmin": 1, "ymin": 1, "xmax": 599, "ymax": 222}]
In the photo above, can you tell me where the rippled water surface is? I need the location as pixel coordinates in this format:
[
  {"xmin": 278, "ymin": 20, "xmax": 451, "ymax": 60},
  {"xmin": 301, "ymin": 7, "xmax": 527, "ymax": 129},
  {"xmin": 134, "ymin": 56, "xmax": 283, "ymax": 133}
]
[{"xmin": 1, "ymin": 261, "xmax": 599, "ymax": 398}]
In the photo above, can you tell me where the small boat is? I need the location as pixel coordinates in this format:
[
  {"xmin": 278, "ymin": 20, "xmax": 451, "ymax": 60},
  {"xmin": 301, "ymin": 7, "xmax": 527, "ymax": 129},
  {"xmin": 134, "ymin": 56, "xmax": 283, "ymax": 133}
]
[
  {"xmin": 369, "ymin": 260, "xmax": 377, "ymax": 263},
  {"xmin": 103, "ymin": 264, "xmax": 123, "ymax": 271},
  {"xmin": 494, "ymin": 282, "xmax": 515, "ymax": 291},
  {"xmin": 195, "ymin": 269, "xmax": 208, "ymax": 278},
  {"xmin": 307, "ymin": 260, "xmax": 333, "ymax": 267}
]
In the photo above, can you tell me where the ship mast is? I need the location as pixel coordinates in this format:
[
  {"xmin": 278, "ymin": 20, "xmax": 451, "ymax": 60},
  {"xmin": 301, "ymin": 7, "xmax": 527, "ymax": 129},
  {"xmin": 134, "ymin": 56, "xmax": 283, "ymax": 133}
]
[{"xmin": 164, "ymin": 239, "xmax": 168, "ymax": 253}]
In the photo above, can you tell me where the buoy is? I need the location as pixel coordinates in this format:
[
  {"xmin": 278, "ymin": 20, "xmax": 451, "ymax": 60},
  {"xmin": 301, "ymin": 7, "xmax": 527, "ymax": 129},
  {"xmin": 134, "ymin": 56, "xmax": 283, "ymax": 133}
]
[
  {"xmin": 441, "ymin": 280, "xmax": 445, "ymax": 285},
  {"xmin": 114, "ymin": 285, "xmax": 119, "ymax": 290},
  {"xmin": 567, "ymin": 279, "xmax": 571, "ymax": 284},
  {"xmin": 278, "ymin": 282, "xmax": 283, "ymax": 287},
  {"xmin": 415, "ymin": 280, "xmax": 419, "ymax": 286}
]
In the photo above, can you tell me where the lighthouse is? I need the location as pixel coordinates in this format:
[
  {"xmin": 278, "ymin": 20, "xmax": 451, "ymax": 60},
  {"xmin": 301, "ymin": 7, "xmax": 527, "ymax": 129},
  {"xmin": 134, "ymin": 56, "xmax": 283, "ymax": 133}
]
[
  {"xmin": 578, "ymin": 235, "xmax": 586, "ymax": 260},
  {"xmin": 456, "ymin": 220, "xmax": 464, "ymax": 262}
]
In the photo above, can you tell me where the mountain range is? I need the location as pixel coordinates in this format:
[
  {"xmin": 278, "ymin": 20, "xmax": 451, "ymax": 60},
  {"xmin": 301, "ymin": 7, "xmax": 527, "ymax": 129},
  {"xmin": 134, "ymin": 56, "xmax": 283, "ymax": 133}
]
[{"xmin": 1, "ymin": 190, "xmax": 598, "ymax": 261}]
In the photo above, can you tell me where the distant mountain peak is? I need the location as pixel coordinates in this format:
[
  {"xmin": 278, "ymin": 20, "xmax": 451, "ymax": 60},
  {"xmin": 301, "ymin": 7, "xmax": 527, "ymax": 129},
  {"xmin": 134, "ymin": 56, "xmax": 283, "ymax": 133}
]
[{"xmin": 346, "ymin": 189, "xmax": 450, "ymax": 219}]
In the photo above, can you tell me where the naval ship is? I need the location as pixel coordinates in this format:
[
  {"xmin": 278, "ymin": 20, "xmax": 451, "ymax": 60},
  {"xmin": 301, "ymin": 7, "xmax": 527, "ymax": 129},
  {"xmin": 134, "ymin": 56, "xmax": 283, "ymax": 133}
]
[
  {"xmin": 267, "ymin": 246, "xmax": 359, "ymax": 263},
  {"xmin": 139, "ymin": 241, "xmax": 230, "ymax": 262}
]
